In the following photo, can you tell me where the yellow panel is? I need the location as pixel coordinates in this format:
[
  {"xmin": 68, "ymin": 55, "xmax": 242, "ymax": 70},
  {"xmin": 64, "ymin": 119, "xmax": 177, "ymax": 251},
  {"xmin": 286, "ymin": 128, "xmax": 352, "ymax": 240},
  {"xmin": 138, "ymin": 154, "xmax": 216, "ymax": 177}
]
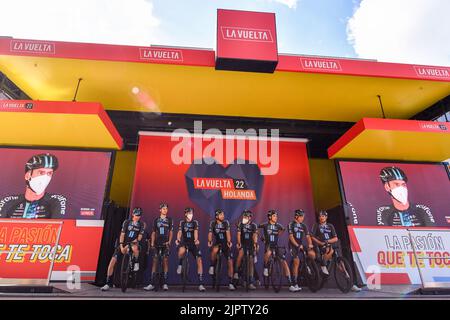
[
  {"xmin": 309, "ymin": 159, "xmax": 341, "ymax": 210},
  {"xmin": 109, "ymin": 150, "xmax": 137, "ymax": 207},
  {"xmin": 0, "ymin": 113, "xmax": 119, "ymax": 149},
  {"xmin": 1, "ymin": 55, "xmax": 449, "ymax": 122},
  {"xmin": 333, "ymin": 130, "xmax": 450, "ymax": 161}
]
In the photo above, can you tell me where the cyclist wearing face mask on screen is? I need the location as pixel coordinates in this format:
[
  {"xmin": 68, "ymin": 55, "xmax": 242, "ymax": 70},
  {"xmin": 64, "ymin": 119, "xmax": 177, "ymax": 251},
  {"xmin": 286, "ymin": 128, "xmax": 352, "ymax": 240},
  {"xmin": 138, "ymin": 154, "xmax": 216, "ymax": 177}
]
[
  {"xmin": 377, "ymin": 167, "xmax": 435, "ymax": 227},
  {"xmin": 0, "ymin": 153, "xmax": 67, "ymax": 219}
]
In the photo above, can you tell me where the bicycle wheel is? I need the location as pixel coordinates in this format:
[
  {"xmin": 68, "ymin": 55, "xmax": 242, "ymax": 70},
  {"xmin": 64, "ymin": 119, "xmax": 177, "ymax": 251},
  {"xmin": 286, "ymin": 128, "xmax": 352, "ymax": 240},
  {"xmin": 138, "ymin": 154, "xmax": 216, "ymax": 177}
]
[
  {"xmin": 263, "ymin": 260, "xmax": 270, "ymax": 290},
  {"xmin": 242, "ymin": 252, "xmax": 250, "ymax": 292},
  {"xmin": 120, "ymin": 252, "xmax": 131, "ymax": 293},
  {"xmin": 304, "ymin": 257, "xmax": 321, "ymax": 292},
  {"xmin": 271, "ymin": 258, "xmax": 283, "ymax": 293},
  {"xmin": 154, "ymin": 255, "xmax": 163, "ymax": 292},
  {"xmin": 334, "ymin": 257, "xmax": 353, "ymax": 293},
  {"xmin": 215, "ymin": 253, "xmax": 222, "ymax": 292},
  {"xmin": 181, "ymin": 253, "xmax": 189, "ymax": 292}
]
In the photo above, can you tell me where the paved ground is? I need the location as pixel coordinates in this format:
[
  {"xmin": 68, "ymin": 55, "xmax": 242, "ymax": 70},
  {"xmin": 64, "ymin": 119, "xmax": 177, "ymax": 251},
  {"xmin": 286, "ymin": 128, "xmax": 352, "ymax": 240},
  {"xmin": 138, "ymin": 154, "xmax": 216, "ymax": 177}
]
[{"xmin": 0, "ymin": 283, "xmax": 449, "ymax": 299}]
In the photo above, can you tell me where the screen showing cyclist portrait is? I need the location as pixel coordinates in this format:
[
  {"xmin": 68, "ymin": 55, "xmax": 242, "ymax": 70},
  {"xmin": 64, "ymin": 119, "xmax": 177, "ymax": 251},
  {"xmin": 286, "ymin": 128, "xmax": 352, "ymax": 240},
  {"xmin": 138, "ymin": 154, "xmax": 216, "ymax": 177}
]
[
  {"xmin": 338, "ymin": 160, "xmax": 450, "ymax": 227},
  {"xmin": 0, "ymin": 147, "xmax": 111, "ymax": 220}
]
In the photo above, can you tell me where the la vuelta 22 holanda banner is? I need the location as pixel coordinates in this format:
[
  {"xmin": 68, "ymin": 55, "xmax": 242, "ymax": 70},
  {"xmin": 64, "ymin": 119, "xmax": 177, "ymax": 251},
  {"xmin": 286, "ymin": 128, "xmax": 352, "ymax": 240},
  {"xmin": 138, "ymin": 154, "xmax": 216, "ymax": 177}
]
[
  {"xmin": 338, "ymin": 160, "xmax": 450, "ymax": 285},
  {"xmin": 130, "ymin": 130, "xmax": 315, "ymax": 284}
]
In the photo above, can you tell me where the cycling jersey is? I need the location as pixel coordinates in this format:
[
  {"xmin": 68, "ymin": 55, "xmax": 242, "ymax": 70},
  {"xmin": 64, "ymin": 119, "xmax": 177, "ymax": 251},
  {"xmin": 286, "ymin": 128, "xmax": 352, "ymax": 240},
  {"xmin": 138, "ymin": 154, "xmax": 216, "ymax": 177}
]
[
  {"xmin": 376, "ymin": 204, "xmax": 435, "ymax": 227},
  {"xmin": 121, "ymin": 219, "xmax": 145, "ymax": 243},
  {"xmin": 0, "ymin": 193, "xmax": 66, "ymax": 219},
  {"xmin": 259, "ymin": 222, "xmax": 284, "ymax": 247},
  {"xmin": 237, "ymin": 221, "xmax": 258, "ymax": 246},
  {"xmin": 209, "ymin": 220, "xmax": 230, "ymax": 244},
  {"xmin": 179, "ymin": 219, "xmax": 199, "ymax": 243},
  {"xmin": 288, "ymin": 221, "xmax": 309, "ymax": 244},
  {"xmin": 153, "ymin": 216, "xmax": 173, "ymax": 245},
  {"xmin": 311, "ymin": 223, "xmax": 337, "ymax": 242}
]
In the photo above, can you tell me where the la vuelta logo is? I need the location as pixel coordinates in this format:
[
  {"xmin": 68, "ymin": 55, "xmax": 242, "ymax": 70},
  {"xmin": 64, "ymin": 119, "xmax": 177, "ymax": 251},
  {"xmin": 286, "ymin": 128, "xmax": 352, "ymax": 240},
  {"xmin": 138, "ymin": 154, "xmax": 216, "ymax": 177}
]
[
  {"xmin": 413, "ymin": 66, "xmax": 450, "ymax": 79},
  {"xmin": 221, "ymin": 26, "xmax": 274, "ymax": 43},
  {"xmin": 139, "ymin": 48, "xmax": 183, "ymax": 62},
  {"xmin": 10, "ymin": 40, "xmax": 55, "ymax": 54}
]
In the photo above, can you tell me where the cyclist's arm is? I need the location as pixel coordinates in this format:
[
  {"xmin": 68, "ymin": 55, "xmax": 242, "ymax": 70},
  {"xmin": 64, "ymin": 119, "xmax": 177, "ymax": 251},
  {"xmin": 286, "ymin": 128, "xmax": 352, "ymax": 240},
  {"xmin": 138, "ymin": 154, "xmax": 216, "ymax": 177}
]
[
  {"xmin": 327, "ymin": 237, "xmax": 338, "ymax": 244},
  {"xmin": 194, "ymin": 229, "xmax": 199, "ymax": 243},
  {"xmin": 176, "ymin": 229, "xmax": 182, "ymax": 243},
  {"xmin": 226, "ymin": 230, "xmax": 232, "ymax": 244},
  {"xmin": 150, "ymin": 231, "xmax": 155, "ymax": 247},
  {"xmin": 306, "ymin": 234, "xmax": 314, "ymax": 248},
  {"xmin": 208, "ymin": 231, "xmax": 213, "ymax": 244},
  {"xmin": 289, "ymin": 234, "xmax": 299, "ymax": 247},
  {"xmin": 311, "ymin": 235, "xmax": 325, "ymax": 246},
  {"xmin": 119, "ymin": 232, "xmax": 125, "ymax": 248},
  {"xmin": 168, "ymin": 230, "xmax": 173, "ymax": 246},
  {"xmin": 253, "ymin": 231, "xmax": 258, "ymax": 247},
  {"xmin": 237, "ymin": 231, "xmax": 241, "ymax": 247}
]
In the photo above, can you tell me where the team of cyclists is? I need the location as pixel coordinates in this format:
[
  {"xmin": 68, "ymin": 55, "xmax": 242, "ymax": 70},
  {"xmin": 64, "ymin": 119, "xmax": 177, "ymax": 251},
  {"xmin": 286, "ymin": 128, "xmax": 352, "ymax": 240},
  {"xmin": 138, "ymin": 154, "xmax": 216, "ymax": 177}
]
[{"xmin": 101, "ymin": 203, "xmax": 361, "ymax": 293}]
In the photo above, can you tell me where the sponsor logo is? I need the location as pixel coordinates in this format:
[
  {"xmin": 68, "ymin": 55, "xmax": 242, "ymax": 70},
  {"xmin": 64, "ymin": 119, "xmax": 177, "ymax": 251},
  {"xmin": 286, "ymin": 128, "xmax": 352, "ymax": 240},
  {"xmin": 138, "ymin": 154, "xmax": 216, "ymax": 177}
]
[
  {"xmin": 300, "ymin": 58, "xmax": 342, "ymax": 71},
  {"xmin": 10, "ymin": 40, "xmax": 55, "ymax": 54},
  {"xmin": 139, "ymin": 48, "xmax": 183, "ymax": 62},
  {"xmin": 80, "ymin": 208, "xmax": 95, "ymax": 216},
  {"xmin": 413, "ymin": 66, "xmax": 450, "ymax": 79},
  {"xmin": 419, "ymin": 122, "xmax": 448, "ymax": 131},
  {"xmin": 220, "ymin": 26, "xmax": 274, "ymax": 43},
  {"xmin": 193, "ymin": 177, "xmax": 257, "ymax": 200},
  {"xmin": 0, "ymin": 102, "xmax": 33, "ymax": 110}
]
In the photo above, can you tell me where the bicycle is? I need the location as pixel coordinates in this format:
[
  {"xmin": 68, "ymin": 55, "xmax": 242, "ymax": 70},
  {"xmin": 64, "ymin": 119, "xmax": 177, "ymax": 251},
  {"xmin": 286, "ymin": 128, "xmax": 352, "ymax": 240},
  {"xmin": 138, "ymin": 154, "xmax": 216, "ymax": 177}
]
[
  {"xmin": 263, "ymin": 246, "xmax": 285, "ymax": 293},
  {"xmin": 212, "ymin": 243, "xmax": 225, "ymax": 292},
  {"xmin": 238, "ymin": 246, "xmax": 254, "ymax": 292},
  {"xmin": 120, "ymin": 242, "xmax": 138, "ymax": 293},
  {"xmin": 152, "ymin": 245, "xmax": 166, "ymax": 292},
  {"xmin": 290, "ymin": 246, "xmax": 321, "ymax": 292},
  {"xmin": 179, "ymin": 244, "xmax": 191, "ymax": 292},
  {"xmin": 316, "ymin": 244, "xmax": 353, "ymax": 293}
]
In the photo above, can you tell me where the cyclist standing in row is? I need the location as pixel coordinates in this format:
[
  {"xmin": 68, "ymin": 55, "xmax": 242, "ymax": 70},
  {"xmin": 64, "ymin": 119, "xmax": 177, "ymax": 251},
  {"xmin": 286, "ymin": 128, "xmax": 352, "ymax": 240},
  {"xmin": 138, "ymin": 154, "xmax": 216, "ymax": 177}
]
[
  {"xmin": 175, "ymin": 207, "xmax": 206, "ymax": 292},
  {"xmin": 259, "ymin": 210, "xmax": 299, "ymax": 292},
  {"xmin": 208, "ymin": 209, "xmax": 236, "ymax": 291},
  {"xmin": 144, "ymin": 203, "xmax": 173, "ymax": 291},
  {"xmin": 233, "ymin": 210, "xmax": 258, "ymax": 290},
  {"xmin": 101, "ymin": 207, "xmax": 145, "ymax": 291},
  {"xmin": 311, "ymin": 210, "xmax": 338, "ymax": 276},
  {"xmin": 288, "ymin": 209, "xmax": 315, "ymax": 292}
]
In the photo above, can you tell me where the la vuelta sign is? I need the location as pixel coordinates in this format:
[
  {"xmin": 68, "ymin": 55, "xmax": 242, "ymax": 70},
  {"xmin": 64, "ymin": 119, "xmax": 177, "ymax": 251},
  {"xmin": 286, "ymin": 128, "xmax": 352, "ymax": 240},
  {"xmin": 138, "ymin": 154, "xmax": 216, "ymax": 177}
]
[
  {"xmin": 10, "ymin": 40, "xmax": 55, "ymax": 54},
  {"xmin": 216, "ymin": 9, "xmax": 278, "ymax": 73},
  {"xmin": 220, "ymin": 27, "xmax": 274, "ymax": 43}
]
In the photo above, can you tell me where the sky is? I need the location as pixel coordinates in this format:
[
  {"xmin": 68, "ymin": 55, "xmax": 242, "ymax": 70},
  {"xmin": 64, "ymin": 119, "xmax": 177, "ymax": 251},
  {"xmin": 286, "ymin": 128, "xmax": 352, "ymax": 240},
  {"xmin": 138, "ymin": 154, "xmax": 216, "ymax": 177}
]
[{"xmin": 0, "ymin": 0, "xmax": 449, "ymax": 66}]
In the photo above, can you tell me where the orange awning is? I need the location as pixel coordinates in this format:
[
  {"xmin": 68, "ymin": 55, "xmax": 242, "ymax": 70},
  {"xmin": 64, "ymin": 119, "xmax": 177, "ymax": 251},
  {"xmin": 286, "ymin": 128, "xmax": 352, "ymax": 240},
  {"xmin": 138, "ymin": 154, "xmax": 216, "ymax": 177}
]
[
  {"xmin": 328, "ymin": 118, "xmax": 450, "ymax": 162},
  {"xmin": 0, "ymin": 100, "xmax": 123, "ymax": 149}
]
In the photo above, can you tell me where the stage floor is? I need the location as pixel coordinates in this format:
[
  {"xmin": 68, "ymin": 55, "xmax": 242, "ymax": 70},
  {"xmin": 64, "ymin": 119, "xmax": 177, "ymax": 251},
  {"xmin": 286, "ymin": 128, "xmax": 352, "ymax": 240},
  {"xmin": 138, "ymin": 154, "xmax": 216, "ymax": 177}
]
[{"xmin": 0, "ymin": 283, "xmax": 449, "ymax": 299}]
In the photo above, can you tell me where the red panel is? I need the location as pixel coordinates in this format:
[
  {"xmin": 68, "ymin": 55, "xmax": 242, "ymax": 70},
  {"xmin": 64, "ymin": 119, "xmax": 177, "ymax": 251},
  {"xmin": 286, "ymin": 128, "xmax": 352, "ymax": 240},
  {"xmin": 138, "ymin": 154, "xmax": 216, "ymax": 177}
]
[
  {"xmin": 327, "ymin": 119, "xmax": 366, "ymax": 158},
  {"xmin": 277, "ymin": 55, "xmax": 450, "ymax": 82},
  {"xmin": 217, "ymin": 9, "xmax": 278, "ymax": 62},
  {"xmin": 365, "ymin": 272, "xmax": 411, "ymax": 285},
  {"xmin": 0, "ymin": 37, "xmax": 215, "ymax": 67},
  {"xmin": 347, "ymin": 226, "xmax": 362, "ymax": 252}
]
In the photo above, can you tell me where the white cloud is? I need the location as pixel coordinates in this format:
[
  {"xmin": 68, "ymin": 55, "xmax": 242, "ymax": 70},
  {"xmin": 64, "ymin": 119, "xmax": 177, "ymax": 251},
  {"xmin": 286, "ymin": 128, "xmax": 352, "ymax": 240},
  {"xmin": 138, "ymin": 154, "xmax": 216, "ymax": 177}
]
[
  {"xmin": 347, "ymin": 0, "xmax": 450, "ymax": 66},
  {"xmin": 273, "ymin": 0, "xmax": 298, "ymax": 9},
  {"xmin": 0, "ymin": 0, "xmax": 161, "ymax": 46}
]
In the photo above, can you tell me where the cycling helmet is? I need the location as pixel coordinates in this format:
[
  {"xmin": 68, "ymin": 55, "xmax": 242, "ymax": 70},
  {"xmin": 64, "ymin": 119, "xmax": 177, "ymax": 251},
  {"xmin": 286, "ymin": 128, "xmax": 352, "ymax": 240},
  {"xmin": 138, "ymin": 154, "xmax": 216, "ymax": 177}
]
[
  {"xmin": 159, "ymin": 203, "xmax": 168, "ymax": 209},
  {"xmin": 380, "ymin": 167, "xmax": 408, "ymax": 184},
  {"xmin": 267, "ymin": 209, "xmax": 277, "ymax": 219},
  {"xmin": 132, "ymin": 207, "xmax": 143, "ymax": 216},
  {"xmin": 294, "ymin": 209, "xmax": 305, "ymax": 217},
  {"xmin": 242, "ymin": 210, "xmax": 253, "ymax": 218},
  {"xmin": 215, "ymin": 209, "xmax": 224, "ymax": 218},
  {"xmin": 319, "ymin": 210, "xmax": 328, "ymax": 217},
  {"xmin": 184, "ymin": 207, "xmax": 194, "ymax": 214},
  {"xmin": 25, "ymin": 153, "xmax": 59, "ymax": 172}
]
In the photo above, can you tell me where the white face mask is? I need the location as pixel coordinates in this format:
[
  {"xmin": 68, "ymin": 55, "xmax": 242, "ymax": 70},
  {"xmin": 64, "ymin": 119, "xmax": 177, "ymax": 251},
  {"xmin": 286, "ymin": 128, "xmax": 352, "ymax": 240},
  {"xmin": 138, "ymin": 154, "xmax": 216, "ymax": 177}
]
[
  {"xmin": 390, "ymin": 186, "xmax": 408, "ymax": 205},
  {"xmin": 186, "ymin": 213, "xmax": 193, "ymax": 221},
  {"xmin": 29, "ymin": 175, "xmax": 52, "ymax": 195},
  {"xmin": 242, "ymin": 217, "xmax": 249, "ymax": 225}
]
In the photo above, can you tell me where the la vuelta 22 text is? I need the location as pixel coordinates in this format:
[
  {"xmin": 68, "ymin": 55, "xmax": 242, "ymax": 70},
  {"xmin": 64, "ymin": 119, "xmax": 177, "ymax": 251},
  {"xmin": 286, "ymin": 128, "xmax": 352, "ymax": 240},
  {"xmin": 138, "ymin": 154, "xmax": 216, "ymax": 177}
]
[{"xmin": 179, "ymin": 304, "xmax": 270, "ymax": 318}]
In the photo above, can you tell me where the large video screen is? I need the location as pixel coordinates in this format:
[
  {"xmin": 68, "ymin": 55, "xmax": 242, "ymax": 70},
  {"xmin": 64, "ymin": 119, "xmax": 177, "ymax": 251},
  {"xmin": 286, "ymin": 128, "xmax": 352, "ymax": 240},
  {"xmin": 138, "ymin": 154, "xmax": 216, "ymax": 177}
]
[
  {"xmin": 338, "ymin": 160, "xmax": 450, "ymax": 227},
  {"xmin": 0, "ymin": 147, "xmax": 111, "ymax": 220}
]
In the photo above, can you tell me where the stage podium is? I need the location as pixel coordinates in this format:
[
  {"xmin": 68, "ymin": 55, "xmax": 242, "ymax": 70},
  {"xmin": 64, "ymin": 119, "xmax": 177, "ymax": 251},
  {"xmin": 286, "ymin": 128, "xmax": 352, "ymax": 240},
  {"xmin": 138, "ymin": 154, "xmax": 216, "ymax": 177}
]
[{"xmin": 0, "ymin": 219, "xmax": 63, "ymax": 292}]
